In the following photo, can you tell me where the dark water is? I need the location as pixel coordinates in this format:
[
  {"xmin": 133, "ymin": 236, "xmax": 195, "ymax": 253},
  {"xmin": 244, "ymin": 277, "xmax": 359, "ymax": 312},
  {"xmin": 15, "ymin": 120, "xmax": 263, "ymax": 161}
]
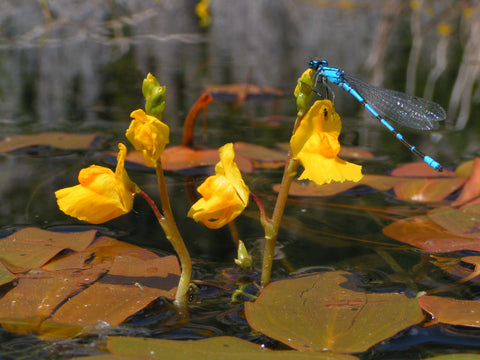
[{"xmin": 1, "ymin": 1, "xmax": 480, "ymax": 359}]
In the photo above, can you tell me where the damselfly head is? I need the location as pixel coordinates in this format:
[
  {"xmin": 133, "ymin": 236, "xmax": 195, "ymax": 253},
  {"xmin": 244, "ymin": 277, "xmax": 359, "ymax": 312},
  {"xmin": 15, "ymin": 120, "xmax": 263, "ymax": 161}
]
[{"xmin": 308, "ymin": 60, "xmax": 328, "ymax": 70}]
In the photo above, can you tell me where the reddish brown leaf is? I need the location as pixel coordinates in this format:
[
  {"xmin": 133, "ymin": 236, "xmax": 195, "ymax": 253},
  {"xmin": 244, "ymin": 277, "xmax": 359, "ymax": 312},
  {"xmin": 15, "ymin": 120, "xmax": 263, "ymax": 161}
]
[
  {"xmin": 0, "ymin": 262, "xmax": 16, "ymax": 286},
  {"xmin": 234, "ymin": 142, "xmax": 286, "ymax": 169},
  {"xmin": 159, "ymin": 145, "xmax": 253, "ymax": 173},
  {"xmin": 0, "ymin": 132, "xmax": 99, "ymax": 153},
  {"xmin": 427, "ymin": 204, "xmax": 480, "ymax": 239},
  {"xmin": 452, "ymin": 158, "xmax": 480, "ymax": 206},
  {"xmin": 393, "ymin": 177, "xmax": 466, "ymax": 202},
  {"xmin": 391, "ymin": 162, "xmax": 456, "ymax": 177},
  {"xmin": 204, "ymin": 83, "xmax": 283, "ymax": 102},
  {"xmin": 0, "ymin": 228, "xmax": 97, "ymax": 273},
  {"xmin": 245, "ymin": 271, "xmax": 424, "ymax": 353},
  {"xmin": 383, "ymin": 216, "xmax": 480, "ymax": 253},
  {"xmin": 39, "ymin": 240, "xmax": 180, "ymax": 338},
  {"xmin": 419, "ymin": 295, "xmax": 480, "ymax": 327},
  {"xmin": 338, "ymin": 146, "xmax": 375, "ymax": 159}
]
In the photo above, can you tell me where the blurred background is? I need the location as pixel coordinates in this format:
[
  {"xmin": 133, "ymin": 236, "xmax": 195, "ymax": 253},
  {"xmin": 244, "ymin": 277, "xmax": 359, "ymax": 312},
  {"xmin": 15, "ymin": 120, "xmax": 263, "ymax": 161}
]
[{"xmin": 0, "ymin": 0, "xmax": 479, "ymax": 240}]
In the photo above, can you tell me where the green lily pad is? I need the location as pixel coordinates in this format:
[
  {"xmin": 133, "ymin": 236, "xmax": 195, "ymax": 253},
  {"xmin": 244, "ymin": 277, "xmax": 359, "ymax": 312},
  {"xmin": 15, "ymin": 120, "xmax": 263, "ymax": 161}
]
[
  {"xmin": 244, "ymin": 271, "xmax": 424, "ymax": 353},
  {"xmin": 427, "ymin": 204, "xmax": 480, "ymax": 239}
]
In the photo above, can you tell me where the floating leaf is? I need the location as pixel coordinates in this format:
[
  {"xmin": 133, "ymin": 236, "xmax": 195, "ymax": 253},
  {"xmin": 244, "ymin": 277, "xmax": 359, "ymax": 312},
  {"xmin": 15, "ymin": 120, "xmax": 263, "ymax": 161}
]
[
  {"xmin": 455, "ymin": 159, "xmax": 475, "ymax": 177},
  {"xmin": 338, "ymin": 146, "xmax": 374, "ymax": 159},
  {"xmin": 99, "ymin": 336, "xmax": 359, "ymax": 360},
  {"xmin": 425, "ymin": 355, "xmax": 480, "ymax": 360},
  {"xmin": 204, "ymin": 83, "xmax": 283, "ymax": 101},
  {"xmin": 0, "ymin": 132, "xmax": 100, "ymax": 153},
  {"xmin": 279, "ymin": 175, "xmax": 409, "ymax": 197},
  {"xmin": 0, "ymin": 261, "xmax": 16, "ymax": 286},
  {"xmin": 383, "ymin": 216, "xmax": 480, "ymax": 253},
  {"xmin": 279, "ymin": 180, "xmax": 359, "ymax": 197},
  {"xmin": 234, "ymin": 142, "xmax": 286, "ymax": 169},
  {"xmin": 393, "ymin": 177, "xmax": 466, "ymax": 202},
  {"xmin": 0, "ymin": 227, "xmax": 96, "ymax": 273},
  {"xmin": 125, "ymin": 146, "xmax": 254, "ymax": 173},
  {"xmin": 452, "ymin": 158, "xmax": 480, "ymax": 206},
  {"xmin": 427, "ymin": 204, "xmax": 480, "ymax": 239},
  {"xmin": 0, "ymin": 229, "xmax": 180, "ymax": 339},
  {"xmin": 391, "ymin": 162, "xmax": 456, "ymax": 177},
  {"xmin": 244, "ymin": 271, "xmax": 424, "ymax": 353},
  {"xmin": 419, "ymin": 295, "xmax": 480, "ymax": 328}
]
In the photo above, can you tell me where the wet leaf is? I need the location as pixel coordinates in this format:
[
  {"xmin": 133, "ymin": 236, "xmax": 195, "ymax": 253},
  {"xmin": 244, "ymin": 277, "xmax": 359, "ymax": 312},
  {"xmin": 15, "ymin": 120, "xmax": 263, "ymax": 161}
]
[
  {"xmin": 244, "ymin": 271, "xmax": 424, "ymax": 353},
  {"xmin": 383, "ymin": 216, "xmax": 480, "ymax": 253},
  {"xmin": 427, "ymin": 204, "xmax": 480, "ymax": 239},
  {"xmin": 40, "ymin": 239, "xmax": 180, "ymax": 338},
  {"xmin": 0, "ymin": 132, "xmax": 99, "ymax": 153},
  {"xmin": 0, "ymin": 228, "xmax": 96, "ymax": 273},
  {"xmin": 0, "ymin": 230, "xmax": 180, "ymax": 339},
  {"xmin": 125, "ymin": 146, "xmax": 254, "ymax": 173},
  {"xmin": 101, "ymin": 336, "xmax": 359, "ymax": 360},
  {"xmin": 425, "ymin": 355, "xmax": 480, "ymax": 360},
  {"xmin": 391, "ymin": 162, "xmax": 456, "ymax": 177},
  {"xmin": 279, "ymin": 175, "xmax": 409, "ymax": 197},
  {"xmin": 279, "ymin": 180, "xmax": 359, "ymax": 197},
  {"xmin": 234, "ymin": 142, "xmax": 286, "ymax": 169},
  {"xmin": 338, "ymin": 146, "xmax": 374, "ymax": 159},
  {"xmin": 452, "ymin": 158, "xmax": 480, "ymax": 206},
  {"xmin": 419, "ymin": 295, "xmax": 480, "ymax": 327},
  {"xmin": 0, "ymin": 261, "xmax": 16, "ymax": 286},
  {"xmin": 393, "ymin": 177, "xmax": 466, "ymax": 202},
  {"xmin": 455, "ymin": 159, "xmax": 475, "ymax": 177},
  {"xmin": 204, "ymin": 83, "xmax": 283, "ymax": 101}
]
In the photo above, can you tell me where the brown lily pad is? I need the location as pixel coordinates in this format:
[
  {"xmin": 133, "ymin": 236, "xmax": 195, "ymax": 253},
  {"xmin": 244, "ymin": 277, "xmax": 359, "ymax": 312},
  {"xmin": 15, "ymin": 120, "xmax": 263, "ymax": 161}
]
[
  {"xmin": 0, "ymin": 227, "xmax": 97, "ymax": 273},
  {"xmin": 383, "ymin": 216, "xmax": 480, "ymax": 253},
  {"xmin": 419, "ymin": 295, "xmax": 480, "ymax": 328},
  {"xmin": 244, "ymin": 271, "xmax": 424, "ymax": 353},
  {"xmin": 99, "ymin": 335, "xmax": 359, "ymax": 360},
  {"xmin": 0, "ymin": 132, "xmax": 99, "ymax": 153},
  {"xmin": 393, "ymin": 177, "xmax": 466, "ymax": 202}
]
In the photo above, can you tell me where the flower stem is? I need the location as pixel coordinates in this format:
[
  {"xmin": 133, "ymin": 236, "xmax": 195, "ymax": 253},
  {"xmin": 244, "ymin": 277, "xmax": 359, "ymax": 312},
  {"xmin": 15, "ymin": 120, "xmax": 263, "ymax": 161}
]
[
  {"xmin": 260, "ymin": 152, "xmax": 299, "ymax": 288},
  {"xmin": 154, "ymin": 162, "xmax": 192, "ymax": 309}
]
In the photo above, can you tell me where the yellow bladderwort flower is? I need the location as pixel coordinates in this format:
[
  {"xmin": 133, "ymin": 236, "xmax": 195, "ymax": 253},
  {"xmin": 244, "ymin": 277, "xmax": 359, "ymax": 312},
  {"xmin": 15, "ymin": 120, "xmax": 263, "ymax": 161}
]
[
  {"xmin": 290, "ymin": 100, "xmax": 363, "ymax": 185},
  {"xmin": 126, "ymin": 109, "xmax": 170, "ymax": 167},
  {"xmin": 55, "ymin": 143, "xmax": 138, "ymax": 224},
  {"xmin": 195, "ymin": 0, "xmax": 211, "ymax": 28},
  {"xmin": 188, "ymin": 143, "xmax": 250, "ymax": 229}
]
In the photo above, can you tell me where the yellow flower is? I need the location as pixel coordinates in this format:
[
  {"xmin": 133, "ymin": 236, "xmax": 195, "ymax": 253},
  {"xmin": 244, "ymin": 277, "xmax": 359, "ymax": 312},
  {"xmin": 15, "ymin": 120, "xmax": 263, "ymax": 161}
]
[
  {"xmin": 290, "ymin": 100, "xmax": 363, "ymax": 185},
  {"xmin": 188, "ymin": 143, "xmax": 250, "ymax": 229},
  {"xmin": 195, "ymin": 0, "xmax": 211, "ymax": 28},
  {"xmin": 55, "ymin": 143, "xmax": 137, "ymax": 224},
  {"xmin": 126, "ymin": 109, "xmax": 170, "ymax": 167}
]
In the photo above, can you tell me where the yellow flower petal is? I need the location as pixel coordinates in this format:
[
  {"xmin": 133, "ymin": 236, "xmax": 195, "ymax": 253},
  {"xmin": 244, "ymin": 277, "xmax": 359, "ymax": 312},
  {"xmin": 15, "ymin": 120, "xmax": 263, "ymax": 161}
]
[
  {"xmin": 291, "ymin": 100, "xmax": 363, "ymax": 185},
  {"xmin": 126, "ymin": 109, "xmax": 170, "ymax": 167},
  {"xmin": 188, "ymin": 143, "xmax": 250, "ymax": 229},
  {"xmin": 55, "ymin": 144, "xmax": 136, "ymax": 224}
]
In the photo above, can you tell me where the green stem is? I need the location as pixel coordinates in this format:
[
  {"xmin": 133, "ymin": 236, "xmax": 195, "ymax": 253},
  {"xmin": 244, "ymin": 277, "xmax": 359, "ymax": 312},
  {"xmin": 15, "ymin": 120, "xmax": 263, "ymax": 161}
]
[
  {"xmin": 260, "ymin": 152, "xmax": 299, "ymax": 288},
  {"xmin": 154, "ymin": 162, "xmax": 192, "ymax": 309}
]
